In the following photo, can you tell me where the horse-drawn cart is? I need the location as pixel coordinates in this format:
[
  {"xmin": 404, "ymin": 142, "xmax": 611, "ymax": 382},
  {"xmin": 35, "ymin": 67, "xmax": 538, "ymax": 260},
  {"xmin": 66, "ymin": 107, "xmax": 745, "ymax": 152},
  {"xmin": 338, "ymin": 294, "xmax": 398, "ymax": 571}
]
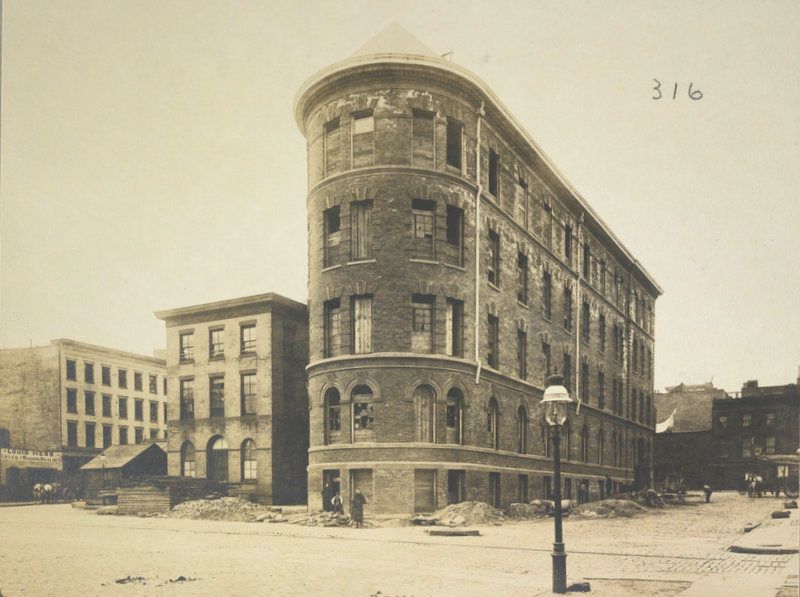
[{"xmin": 755, "ymin": 454, "xmax": 799, "ymax": 498}]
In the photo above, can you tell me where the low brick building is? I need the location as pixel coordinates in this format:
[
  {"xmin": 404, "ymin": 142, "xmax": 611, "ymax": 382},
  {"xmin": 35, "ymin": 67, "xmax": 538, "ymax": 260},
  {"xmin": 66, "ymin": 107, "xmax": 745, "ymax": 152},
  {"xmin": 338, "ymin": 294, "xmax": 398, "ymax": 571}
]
[
  {"xmin": 155, "ymin": 293, "xmax": 308, "ymax": 504},
  {"xmin": 294, "ymin": 25, "xmax": 661, "ymax": 516},
  {"xmin": 653, "ymin": 382, "xmax": 728, "ymax": 490},
  {"xmin": 712, "ymin": 377, "xmax": 799, "ymax": 489}
]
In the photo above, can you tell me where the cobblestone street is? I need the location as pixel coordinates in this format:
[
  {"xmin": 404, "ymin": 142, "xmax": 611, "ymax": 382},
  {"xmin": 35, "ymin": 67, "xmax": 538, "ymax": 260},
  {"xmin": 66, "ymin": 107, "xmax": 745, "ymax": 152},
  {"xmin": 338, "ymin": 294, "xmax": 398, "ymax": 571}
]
[{"xmin": 0, "ymin": 492, "xmax": 796, "ymax": 596}]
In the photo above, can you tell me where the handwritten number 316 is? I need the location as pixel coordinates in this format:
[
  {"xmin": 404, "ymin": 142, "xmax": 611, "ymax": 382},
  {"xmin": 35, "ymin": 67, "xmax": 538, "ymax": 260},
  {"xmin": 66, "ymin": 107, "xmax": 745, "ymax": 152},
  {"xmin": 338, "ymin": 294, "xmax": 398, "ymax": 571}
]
[{"xmin": 652, "ymin": 80, "xmax": 703, "ymax": 100}]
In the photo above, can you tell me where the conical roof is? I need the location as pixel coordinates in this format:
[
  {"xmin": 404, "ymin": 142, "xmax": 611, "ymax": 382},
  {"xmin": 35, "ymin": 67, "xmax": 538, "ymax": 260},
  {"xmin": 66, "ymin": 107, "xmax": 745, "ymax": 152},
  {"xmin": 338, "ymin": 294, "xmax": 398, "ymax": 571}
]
[{"xmin": 351, "ymin": 23, "xmax": 439, "ymax": 58}]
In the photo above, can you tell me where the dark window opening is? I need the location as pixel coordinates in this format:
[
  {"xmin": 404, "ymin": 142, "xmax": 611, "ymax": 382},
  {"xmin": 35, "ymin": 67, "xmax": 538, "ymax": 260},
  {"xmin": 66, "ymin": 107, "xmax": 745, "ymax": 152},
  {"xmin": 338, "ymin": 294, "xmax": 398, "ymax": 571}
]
[
  {"xmin": 446, "ymin": 118, "xmax": 462, "ymax": 169},
  {"xmin": 488, "ymin": 149, "xmax": 499, "ymax": 196}
]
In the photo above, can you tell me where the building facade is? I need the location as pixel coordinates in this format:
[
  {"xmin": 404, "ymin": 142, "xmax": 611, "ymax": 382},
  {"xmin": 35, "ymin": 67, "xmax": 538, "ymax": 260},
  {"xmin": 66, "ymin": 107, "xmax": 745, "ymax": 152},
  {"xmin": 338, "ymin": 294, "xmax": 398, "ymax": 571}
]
[
  {"xmin": 0, "ymin": 339, "xmax": 167, "ymax": 497},
  {"xmin": 712, "ymin": 378, "xmax": 799, "ymax": 489},
  {"xmin": 155, "ymin": 293, "xmax": 309, "ymax": 504},
  {"xmin": 653, "ymin": 382, "xmax": 728, "ymax": 489},
  {"xmin": 294, "ymin": 26, "xmax": 662, "ymax": 516}
]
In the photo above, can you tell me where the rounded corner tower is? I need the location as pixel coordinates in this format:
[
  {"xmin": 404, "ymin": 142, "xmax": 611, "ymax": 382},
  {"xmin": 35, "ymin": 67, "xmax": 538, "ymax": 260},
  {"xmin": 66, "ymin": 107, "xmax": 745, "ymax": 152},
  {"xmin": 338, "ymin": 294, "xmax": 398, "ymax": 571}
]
[{"xmin": 295, "ymin": 24, "xmax": 660, "ymax": 516}]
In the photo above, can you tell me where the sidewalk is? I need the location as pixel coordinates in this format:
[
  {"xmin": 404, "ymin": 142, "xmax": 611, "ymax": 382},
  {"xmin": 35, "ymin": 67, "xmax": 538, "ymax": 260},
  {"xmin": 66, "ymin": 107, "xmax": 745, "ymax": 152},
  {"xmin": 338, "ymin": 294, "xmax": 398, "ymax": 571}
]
[{"xmin": 729, "ymin": 507, "xmax": 799, "ymax": 555}]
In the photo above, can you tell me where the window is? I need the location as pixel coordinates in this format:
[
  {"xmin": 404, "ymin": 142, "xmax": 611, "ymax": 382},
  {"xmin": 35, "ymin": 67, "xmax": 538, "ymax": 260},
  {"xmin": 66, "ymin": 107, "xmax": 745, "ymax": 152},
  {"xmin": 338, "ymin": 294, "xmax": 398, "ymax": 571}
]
[
  {"xmin": 563, "ymin": 352, "xmax": 572, "ymax": 393},
  {"xmin": 718, "ymin": 415, "xmax": 728, "ymax": 429},
  {"xmin": 149, "ymin": 374, "xmax": 158, "ymax": 394},
  {"xmin": 241, "ymin": 439, "xmax": 257, "ymax": 481},
  {"xmin": 632, "ymin": 338, "xmax": 639, "ymax": 371},
  {"xmin": 352, "ymin": 385, "xmax": 374, "ymax": 436},
  {"xmin": 581, "ymin": 301, "xmax": 590, "ymax": 341},
  {"xmin": 543, "ymin": 270, "xmax": 552, "ymax": 319},
  {"xmin": 543, "ymin": 202, "xmax": 553, "ymax": 249},
  {"xmin": 85, "ymin": 423, "xmax": 96, "ymax": 449},
  {"xmin": 411, "ymin": 199, "xmax": 435, "ymax": 259},
  {"xmin": 101, "ymin": 366, "xmax": 111, "ymax": 386},
  {"xmin": 210, "ymin": 376, "xmax": 225, "ymax": 418},
  {"xmin": 179, "ymin": 332, "xmax": 194, "ymax": 362},
  {"xmin": 177, "ymin": 441, "xmax": 195, "ymax": 477},
  {"xmin": 514, "ymin": 177, "xmax": 528, "ymax": 226},
  {"xmin": 134, "ymin": 399, "xmax": 143, "ymax": 421},
  {"xmin": 412, "ymin": 108, "xmax": 435, "ymax": 166},
  {"xmin": 66, "ymin": 388, "xmax": 77, "ymax": 414},
  {"xmin": 414, "ymin": 385, "xmax": 435, "ymax": 443},
  {"xmin": 150, "ymin": 429, "xmax": 158, "ymax": 440},
  {"xmin": 583, "ymin": 242, "xmax": 590, "ymax": 278},
  {"xmin": 742, "ymin": 436, "xmax": 753, "ymax": 458},
  {"xmin": 66, "ymin": 359, "xmax": 77, "ymax": 381},
  {"xmin": 323, "ymin": 117, "xmax": 341, "ymax": 176},
  {"xmin": 117, "ymin": 370, "xmax": 128, "ymax": 390},
  {"xmin": 325, "ymin": 388, "xmax": 341, "ymax": 439},
  {"xmin": 446, "ymin": 118, "xmax": 462, "ymax": 169},
  {"xmin": 119, "ymin": 427, "xmax": 129, "ymax": 445},
  {"xmin": 517, "ymin": 406, "xmax": 528, "ymax": 453},
  {"xmin": 446, "ymin": 388, "xmax": 463, "ymax": 445},
  {"xmin": 180, "ymin": 379, "xmax": 194, "ymax": 420},
  {"xmin": 84, "ymin": 363, "xmax": 94, "ymax": 384},
  {"xmin": 209, "ymin": 328, "xmax": 224, "ymax": 359},
  {"xmin": 563, "ymin": 285, "xmax": 573, "ymax": 332},
  {"xmin": 350, "ymin": 200, "xmax": 372, "ymax": 260},
  {"xmin": 119, "ymin": 397, "xmax": 128, "ymax": 419},
  {"xmin": 102, "ymin": 394, "xmax": 112, "ymax": 418},
  {"xmin": 488, "ymin": 148, "xmax": 499, "ymax": 197},
  {"xmin": 487, "ymin": 314, "xmax": 499, "ymax": 369},
  {"xmin": 102, "ymin": 425, "xmax": 112, "ymax": 448},
  {"xmin": 599, "ymin": 313, "xmax": 606, "ymax": 352},
  {"xmin": 239, "ymin": 324, "xmax": 256, "ymax": 353},
  {"xmin": 541, "ymin": 341, "xmax": 551, "ymax": 382},
  {"xmin": 581, "ymin": 425, "xmax": 589, "ymax": 462},
  {"xmin": 613, "ymin": 323, "xmax": 623, "ymax": 362},
  {"xmin": 598, "ymin": 370, "xmax": 605, "ymax": 409},
  {"xmin": 600, "ymin": 259, "xmax": 607, "ymax": 295},
  {"xmin": 84, "ymin": 391, "xmax": 95, "ymax": 416},
  {"xmin": 766, "ymin": 412, "xmax": 776, "ymax": 427},
  {"xmin": 351, "ymin": 295, "xmax": 372, "ymax": 354},
  {"xmin": 581, "ymin": 361, "xmax": 589, "ymax": 404},
  {"xmin": 411, "ymin": 295, "xmax": 435, "ymax": 353},
  {"xmin": 323, "ymin": 205, "xmax": 342, "ymax": 267},
  {"xmin": 163, "ymin": 402, "xmax": 167, "ymax": 424},
  {"xmin": 445, "ymin": 205, "xmax": 464, "ymax": 266},
  {"xmin": 351, "ymin": 110, "xmax": 374, "ymax": 168},
  {"xmin": 518, "ymin": 475, "xmax": 529, "ymax": 503},
  {"xmin": 564, "ymin": 224, "xmax": 572, "ymax": 265},
  {"xmin": 597, "ymin": 429, "xmax": 605, "ymax": 465},
  {"xmin": 517, "ymin": 252, "xmax": 528, "ymax": 303},
  {"xmin": 323, "ymin": 298, "xmax": 343, "ymax": 358},
  {"xmin": 135, "ymin": 427, "xmax": 144, "ymax": 444},
  {"xmin": 163, "ymin": 376, "xmax": 167, "ymax": 395},
  {"xmin": 742, "ymin": 414, "xmax": 751, "ymax": 429},
  {"xmin": 766, "ymin": 436, "xmax": 775, "ymax": 455},
  {"xmin": 149, "ymin": 400, "xmax": 159, "ymax": 422},
  {"xmin": 517, "ymin": 329, "xmax": 527, "ymax": 380},
  {"xmin": 445, "ymin": 299, "xmax": 464, "ymax": 357},
  {"xmin": 487, "ymin": 397, "xmax": 499, "ymax": 450},
  {"xmin": 488, "ymin": 229, "xmax": 500, "ymax": 286},
  {"xmin": 241, "ymin": 373, "xmax": 256, "ymax": 415},
  {"xmin": 134, "ymin": 372, "xmax": 143, "ymax": 392},
  {"xmin": 67, "ymin": 421, "xmax": 78, "ymax": 447}
]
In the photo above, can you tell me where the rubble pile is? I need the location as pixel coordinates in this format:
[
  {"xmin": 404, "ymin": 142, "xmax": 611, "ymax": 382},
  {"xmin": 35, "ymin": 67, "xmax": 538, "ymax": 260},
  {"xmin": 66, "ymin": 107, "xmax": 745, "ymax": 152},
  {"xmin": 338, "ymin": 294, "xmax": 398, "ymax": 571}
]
[
  {"xmin": 169, "ymin": 497, "xmax": 280, "ymax": 522},
  {"xmin": 430, "ymin": 501, "xmax": 505, "ymax": 526},
  {"xmin": 573, "ymin": 499, "xmax": 646, "ymax": 518},
  {"xmin": 291, "ymin": 511, "xmax": 354, "ymax": 527},
  {"xmin": 507, "ymin": 500, "xmax": 550, "ymax": 518}
]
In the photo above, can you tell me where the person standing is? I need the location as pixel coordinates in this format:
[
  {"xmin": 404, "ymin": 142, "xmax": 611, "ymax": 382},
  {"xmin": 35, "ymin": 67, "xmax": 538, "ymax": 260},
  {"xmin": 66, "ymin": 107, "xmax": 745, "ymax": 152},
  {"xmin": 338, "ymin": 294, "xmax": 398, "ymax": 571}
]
[
  {"xmin": 703, "ymin": 484, "xmax": 713, "ymax": 503},
  {"xmin": 331, "ymin": 492, "xmax": 344, "ymax": 514},
  {"xmin": 322, "ymin": 482, "xmax": 333, "ymax": 512},
  {"xmin": 351, "ymin": 488, "xmax": 367, "ymax": 528}
]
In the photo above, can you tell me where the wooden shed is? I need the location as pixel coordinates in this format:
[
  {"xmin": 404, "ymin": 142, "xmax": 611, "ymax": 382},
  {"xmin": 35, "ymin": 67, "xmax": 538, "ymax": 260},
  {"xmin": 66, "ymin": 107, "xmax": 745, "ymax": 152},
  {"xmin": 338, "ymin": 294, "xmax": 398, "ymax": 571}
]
[{"xmin": 81, "ymin": 443, "xmax": 166, "ymax": 503}]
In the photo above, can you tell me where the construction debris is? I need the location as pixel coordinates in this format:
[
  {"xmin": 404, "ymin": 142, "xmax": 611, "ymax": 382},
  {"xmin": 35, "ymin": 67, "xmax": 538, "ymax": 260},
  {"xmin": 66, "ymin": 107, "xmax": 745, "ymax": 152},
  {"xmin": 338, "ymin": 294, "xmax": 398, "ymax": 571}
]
[
  {"xmin": 429, "ymin": 501, "xmax": 505, "ymax": 526},
  {"xmin": 169, "ymin": 497, "xmax": 278, "ymax": 522},
  {"xmin": 573, "ymin": 499, "xmax": 646, "ymax": 518},
  {"xmin": 291, "ymin": 511, "xmax": 354, "ymax": 527}
]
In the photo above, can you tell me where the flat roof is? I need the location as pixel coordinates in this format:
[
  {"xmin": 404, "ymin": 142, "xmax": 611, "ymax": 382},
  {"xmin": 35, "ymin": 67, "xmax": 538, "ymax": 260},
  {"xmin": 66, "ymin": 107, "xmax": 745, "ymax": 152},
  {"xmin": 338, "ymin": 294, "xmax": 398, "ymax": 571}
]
[
  {"xmin": 154, "ymin": 292, "xmax": 307, "ymax": 322},
  {"xmin": 51, "ymin": 339, "xmax": 165, "ymax": 366}
]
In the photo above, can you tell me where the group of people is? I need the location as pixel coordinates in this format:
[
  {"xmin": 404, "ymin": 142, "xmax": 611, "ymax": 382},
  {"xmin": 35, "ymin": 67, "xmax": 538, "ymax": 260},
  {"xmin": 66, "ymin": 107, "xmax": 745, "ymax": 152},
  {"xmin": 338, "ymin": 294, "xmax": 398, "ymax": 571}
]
[
  {"xmin": 321, "ymin": 482, "xmax": 367, "ymax": 528},
  {"xmin": 32, "ymin": 482, "xmax": 72, "ymax": 503}
]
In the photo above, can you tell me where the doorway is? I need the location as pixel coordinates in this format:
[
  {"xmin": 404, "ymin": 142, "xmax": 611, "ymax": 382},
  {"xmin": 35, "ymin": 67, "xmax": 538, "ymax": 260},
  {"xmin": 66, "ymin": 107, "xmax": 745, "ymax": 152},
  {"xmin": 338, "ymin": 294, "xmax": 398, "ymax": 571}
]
[{"xmin": 207, "ymin": 436, "xmax": 229, "ymax": 482}]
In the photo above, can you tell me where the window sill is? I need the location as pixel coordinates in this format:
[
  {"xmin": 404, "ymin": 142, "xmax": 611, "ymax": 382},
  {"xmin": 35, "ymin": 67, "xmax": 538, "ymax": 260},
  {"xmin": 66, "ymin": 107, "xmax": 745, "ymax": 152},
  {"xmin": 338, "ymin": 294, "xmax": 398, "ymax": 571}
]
[
  {"xmin": 443, "ymin": 262, "xmax": 466, "ymax": 272},
  {"xmin": 347, "ymin": 259, "xmax": 376, "ymax": 266},
  {"xmin": 543, "ymin": 315, "xmax": 552, "ymax": 323},
  {"xmin": 487, "ymin": 281, "xmax": 501, "ymax": 292},
  {"xmin": 517, "ymin": 300, "xmax": 529, "ymax": 310},
  {"xmin": 445, "ymin": 164, "xmax": 463, "ymax": 176},
  {"xmin": 410, "ymin": 258, "xmax": 439, "ymax": 265},
  {"xmin": 321, "ymin": 264, "xmax": 343, "ymax": 273},
  {"xmin": 240, "ymin": 351, "xmax": 257, "ymax": 358},
  {"xmin": 179, "ymin": 359, "xmax": 195, "ymax": 365},
  {"xmin": 209, "ymin": 355, "xmax": 225, "ymax": 362}
]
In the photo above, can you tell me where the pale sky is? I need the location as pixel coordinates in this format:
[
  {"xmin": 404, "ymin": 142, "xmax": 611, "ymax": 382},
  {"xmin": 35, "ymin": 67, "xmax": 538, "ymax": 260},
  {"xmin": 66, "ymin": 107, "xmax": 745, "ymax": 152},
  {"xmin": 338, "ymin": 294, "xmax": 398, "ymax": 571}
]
[{"xmin": 2, "ymin": 0, "xmax": 798, "ymax": 393}]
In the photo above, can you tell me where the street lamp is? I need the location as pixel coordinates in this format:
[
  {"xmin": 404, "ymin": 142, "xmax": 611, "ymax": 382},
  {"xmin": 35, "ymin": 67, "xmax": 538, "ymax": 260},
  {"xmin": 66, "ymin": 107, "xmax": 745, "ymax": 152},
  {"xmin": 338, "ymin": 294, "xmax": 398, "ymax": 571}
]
[
  {"xmin": 99, "ymin": 453, "xmax": 108, "ymax": 490},
  {"xmin": 543, "ymin": 371, "xmax": 573, "ymax": 594}
]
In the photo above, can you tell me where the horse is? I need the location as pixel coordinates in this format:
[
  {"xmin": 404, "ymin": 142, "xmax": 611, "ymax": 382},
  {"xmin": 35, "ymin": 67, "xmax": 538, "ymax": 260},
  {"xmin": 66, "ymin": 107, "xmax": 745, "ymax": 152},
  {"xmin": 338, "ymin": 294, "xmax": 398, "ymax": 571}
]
[
  {"xmin": 745, "ymin": 473, "xmax": 764, "ymax": 498},
  {"xmin": 32, "ymin": 483, "xmax": 43, "ymax": 502}
]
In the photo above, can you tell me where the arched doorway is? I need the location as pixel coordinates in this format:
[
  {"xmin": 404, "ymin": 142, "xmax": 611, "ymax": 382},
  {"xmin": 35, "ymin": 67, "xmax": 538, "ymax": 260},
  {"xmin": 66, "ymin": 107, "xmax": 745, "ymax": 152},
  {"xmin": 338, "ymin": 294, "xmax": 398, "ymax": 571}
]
[{"xmin": 207, "ymin": 436, "xmax": 229, "ymax": 482}]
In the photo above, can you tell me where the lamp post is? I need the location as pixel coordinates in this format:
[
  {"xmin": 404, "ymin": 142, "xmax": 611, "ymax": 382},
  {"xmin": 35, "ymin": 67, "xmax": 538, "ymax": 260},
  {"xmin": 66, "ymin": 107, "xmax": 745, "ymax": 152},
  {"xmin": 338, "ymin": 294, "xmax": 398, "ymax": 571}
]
[
  {"xmin": 543, "ymin": 372, "xmax": 572, "ymax": 594},
  {"xmin": 99, "ymin": 453, "xmax": 108, "ymax": 490}
]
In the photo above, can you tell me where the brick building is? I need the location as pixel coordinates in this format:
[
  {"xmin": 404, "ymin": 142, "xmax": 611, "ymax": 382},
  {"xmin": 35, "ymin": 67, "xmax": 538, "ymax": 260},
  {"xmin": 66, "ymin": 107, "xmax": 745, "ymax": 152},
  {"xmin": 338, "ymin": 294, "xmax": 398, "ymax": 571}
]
[
  {"xmin": 712, "ymin": 377, "xmax": 799, "ymax": 489},
  {"xmin": 155, "ymin": 293, "xmax": 308, "ymax": 504},
  {"xmin": 294, "ymin": 25, "xmax": 662, "ymax": 516},
  {"xmin": 0, "ymin": 339, "xmax": 167, "ymax": 497},
  {"xmin": 653, "ymin": 382, "xmax": 728, "ymax": 489}
]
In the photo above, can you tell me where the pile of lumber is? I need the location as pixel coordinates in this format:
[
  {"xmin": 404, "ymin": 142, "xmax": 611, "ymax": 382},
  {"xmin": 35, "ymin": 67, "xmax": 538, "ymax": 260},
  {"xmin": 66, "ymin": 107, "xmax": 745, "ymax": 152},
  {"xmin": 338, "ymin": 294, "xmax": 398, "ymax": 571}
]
[{"xmin": 117, "ymin": 485, "xmax": 171, "ymax": 515}]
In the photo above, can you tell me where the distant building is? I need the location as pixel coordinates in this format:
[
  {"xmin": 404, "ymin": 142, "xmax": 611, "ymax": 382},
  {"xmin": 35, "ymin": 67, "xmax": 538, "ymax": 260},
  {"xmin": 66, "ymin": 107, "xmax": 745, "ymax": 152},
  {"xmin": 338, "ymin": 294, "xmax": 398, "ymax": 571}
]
[
  {"xmin": 155, "ymin": 293, "xmax": 309, "ymax": 505},
  {"xmin": 0, "ymin": 339, "xmax": 167, "ymax": 499},
  {"xmin": 653, "ymin": 382, "xmax": 729, "ymax": 489},
  {"xmin": 712, "ymin": 377, "xmax": 799, "ymax": 489}
]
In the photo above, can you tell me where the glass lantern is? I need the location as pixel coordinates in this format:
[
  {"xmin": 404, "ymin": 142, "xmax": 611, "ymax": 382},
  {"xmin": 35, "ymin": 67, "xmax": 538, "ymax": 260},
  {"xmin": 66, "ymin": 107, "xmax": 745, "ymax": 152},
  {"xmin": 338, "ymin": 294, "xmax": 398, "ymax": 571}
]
[{"xmin": 542, "ymin": 373, "xmax": 571, "ymax": 427}]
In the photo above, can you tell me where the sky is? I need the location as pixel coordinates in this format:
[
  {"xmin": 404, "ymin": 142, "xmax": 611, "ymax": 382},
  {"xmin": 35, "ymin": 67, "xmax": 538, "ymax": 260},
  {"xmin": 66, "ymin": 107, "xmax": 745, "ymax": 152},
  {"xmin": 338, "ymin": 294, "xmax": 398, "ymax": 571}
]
[{"xmin": 1, "ymin": 0, "xmax": 798, "ymax": 393}]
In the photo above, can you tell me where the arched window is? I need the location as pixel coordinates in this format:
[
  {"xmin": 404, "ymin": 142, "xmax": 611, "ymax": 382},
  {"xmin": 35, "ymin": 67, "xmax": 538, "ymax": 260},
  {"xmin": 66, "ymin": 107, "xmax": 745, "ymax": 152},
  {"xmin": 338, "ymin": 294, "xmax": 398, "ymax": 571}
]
[
  {"xmin": 241, "ymin": 439, "xmax": 257, "ymax": 481},
  {"xmin": 446, "ymin": 388, "xmax": 464, "ymax": 445},
  {"xmin": 352, "ymin": 384, "xmax": 374, "ymax": 441},
  {"xmin": 487, "ymin": 397, "xmax": 499, "ymax": 450},
  {"xmin": 324, "ymin": 388, "xmax": 341, "ymax": 445},
  {"xmin": 181, "ymin": 441, "xmax": 195, "ymax": 478},
  {"xmin": 206, "ymin": 436, "xmax": 229, "ymax": 482},
  {"xmin": 597, "ymin": 428, "xmax": 605, "ymax": 465},
  {"xmin": 414, "ymin": 384, "xmax": 435, "ymax": 442},
  {"xmin": 516, "ymin": 405, "xmax": 528, "ymax": 453},
  {"xmin": 581, "ymin": 425, "xmax": 589, "ymax": 462}
]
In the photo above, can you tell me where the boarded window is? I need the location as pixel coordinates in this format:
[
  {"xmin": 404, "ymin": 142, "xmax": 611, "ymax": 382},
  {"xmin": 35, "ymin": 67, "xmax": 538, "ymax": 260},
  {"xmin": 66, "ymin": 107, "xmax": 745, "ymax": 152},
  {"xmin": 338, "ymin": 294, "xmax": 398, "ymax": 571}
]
[
  {"xmin": 412, "ymin": 109, "xmax": 435, "ymax": 166},
  {"xmin": 323, "ymin": 117, "xmax": 341, "ymax": 176},
  {"xmin": 414, "ymin": 469, "xmax": 437, "ymax": 513},
  {"xmin": 414, "ymin": 385, "xmax": 435, "ymax": 442},
  {"xmin": 351, "ymin": 111, "xmax": 374, "ymax": 168},
  {"xmin": 445, "ymin": 298, "xmax": 464, "ymax": 357},
  {"xmin": 351, "ymin": 295, "xmax": 372, "ymax": 354},
  {"xmin": 446, "ymin": 118, "xmax": 462, "ymax": 169},
  {"xmin": 350, "ymin": 200, "xmax": 372, "ymax": 260},
  {"xmin": 411, "ymin": 199, "xmax": 435, "ymax": 259},
  {"xmin": 411, "ymin": 294, "xmax": 434, "ymax": 353}
]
